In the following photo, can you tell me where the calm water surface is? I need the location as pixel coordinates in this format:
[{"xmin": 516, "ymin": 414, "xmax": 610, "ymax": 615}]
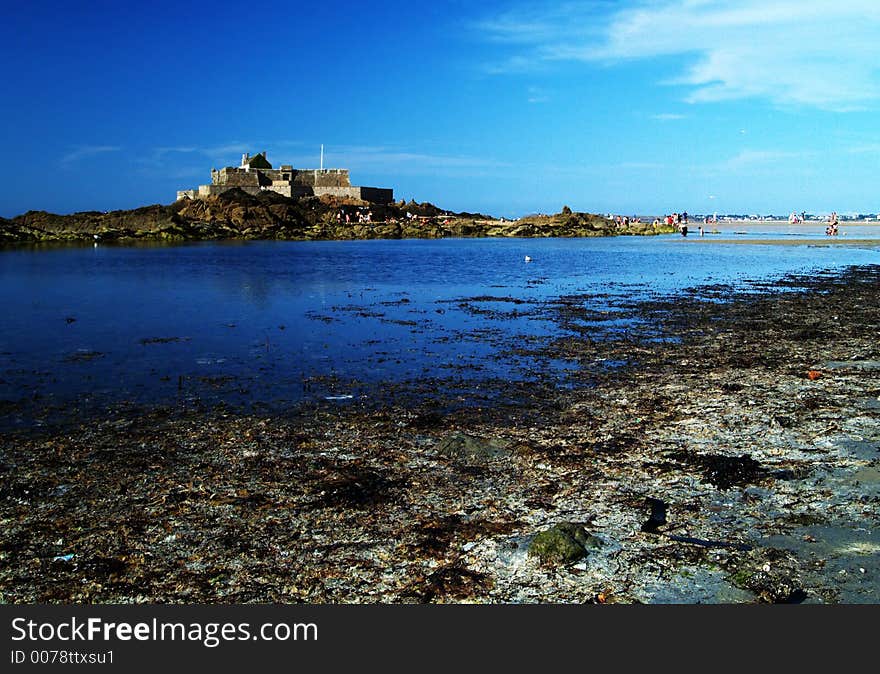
[{"xmin": 2, "ymin": 233, "xmax": 879, "ymax": 428}]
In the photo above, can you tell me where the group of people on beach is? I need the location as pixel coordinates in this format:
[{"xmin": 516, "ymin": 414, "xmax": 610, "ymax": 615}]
[
  {"xmin": 790, "ymin": 209, "xmax": 840, "ymax": 235},
  {"xmin": 607, "ymin": 208, "xmax": 844, "ymax": 238},
  {"xmin": 614, "ymin": 215, "xmax": 642, "ymax": 227},
  {"xmin": 337, "ymin": 208, "xmax": 373, "ymax": 224},
  {"xmin": 660, "ymin": 212, "xmax": 689, "ymax": 236},
  {"xmin": 614, "ymin": 212, "xmax": 697, "ymax": 235},
  {"xmin": 826, "ymin": 211, "xmax": 839, "ymax": 236}
]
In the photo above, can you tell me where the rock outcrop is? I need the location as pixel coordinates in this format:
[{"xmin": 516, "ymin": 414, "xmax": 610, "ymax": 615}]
[{"xmin": 1, "ymin": 191, "xmax": 677, "ymax": 243}]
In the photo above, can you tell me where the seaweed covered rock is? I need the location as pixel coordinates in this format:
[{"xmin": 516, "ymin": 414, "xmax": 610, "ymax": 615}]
[
  {"xmin": 528, "ymin": 522, "xmax": 599, "ymax": 564},
  {"xmin": 1, "ymin": 195, "xmax": 678, "ymax": 243},
  {"xmin": 729, "ymin": 565, "xmax": 807, "ymax": 603},
  {"xmin": 436, "ymin": 433, "xmax": 510, "ymax": 465}
]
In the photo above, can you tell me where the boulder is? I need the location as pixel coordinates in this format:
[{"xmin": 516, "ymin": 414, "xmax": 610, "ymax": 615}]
[
  {"xmin": 528, "ymin": 522, "xmax": 599, "ymax": 564},
  {"xmin": 436, "ymin": 433, "xmax": 510, "ymax": 464}
]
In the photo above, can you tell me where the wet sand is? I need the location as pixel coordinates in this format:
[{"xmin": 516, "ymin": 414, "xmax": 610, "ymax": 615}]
[
  {"xmin": 1, "ymin": 265, "xmax": 879, "ymax": 603},
  {"xmin": 689, "ymin": 238, "xmax": 880, "ymax": 246}
]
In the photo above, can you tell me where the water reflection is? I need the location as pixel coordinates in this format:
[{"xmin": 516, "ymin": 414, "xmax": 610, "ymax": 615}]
[{"xmin": 1, "ymin": 235, "xmax": 878, "ymax": 428}]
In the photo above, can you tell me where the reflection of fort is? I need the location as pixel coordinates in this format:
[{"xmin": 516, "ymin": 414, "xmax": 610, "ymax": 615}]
[{"xmin": 176, "ymin": 151, "xmax": 393, "ymax": 204}]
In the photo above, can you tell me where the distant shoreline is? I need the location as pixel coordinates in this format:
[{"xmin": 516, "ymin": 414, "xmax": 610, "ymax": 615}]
[{"xmin": 688, "ymin": 238, "xmax": 880, "ymax": 246}]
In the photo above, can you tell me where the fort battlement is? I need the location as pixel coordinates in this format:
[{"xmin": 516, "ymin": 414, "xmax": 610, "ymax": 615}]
[{"xmin": 176, "ymin": 152, "xmax": 393, "ymax": 204}]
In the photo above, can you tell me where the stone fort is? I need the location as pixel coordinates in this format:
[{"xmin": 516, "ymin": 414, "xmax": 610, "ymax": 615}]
[{"xmin": 176, "ymin": 151, "xmax": 393, "ymax": 203}]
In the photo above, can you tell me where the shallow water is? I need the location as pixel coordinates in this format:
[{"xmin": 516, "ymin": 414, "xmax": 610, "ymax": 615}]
[
  {"xmin": 763, "ymin": 526, "xmax": 880, "ymax": 604},
  {"xmin": 1, "ymin": 235, "xmax": 878, "ymax": 428},
  {"xmin": 696, "ymin": 221, "xmax": 880, "ymax": 239}
]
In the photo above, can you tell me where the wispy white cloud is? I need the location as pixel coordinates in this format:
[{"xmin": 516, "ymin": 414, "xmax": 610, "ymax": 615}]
[
  {"xmin": 152, "ymin": 143, "xmax": 507, "ymax": 177},
  {"xmin": 606, "ymin": 148, "xmax": 813, "ymax": 175},
  {"xmin": 150, "ymin": 143, "xmax": 254, "ymax": 163},
  {"xmin": 719, "ymin": 148, "xmax": 808, "ymax": 170},
  {"xmin": 143, "ymin": 141, "xmax": 505, "ymax": 181},
  {"xmin": 527, "ymin": 86, "xmax": 550, "ymax": 103},
  {"xmin": 305, "ymin": 145, "xmax": 510, "ymax": 177},
  {"xmin": 847, "ymin": 142, "xmax": 880, "ymax": 154},
  {"xmin": 651, "ymin": 113, "xmax": 686, "ymax": 120},
  {"xmin": 137, "ymin": 143, "xmax": 263, "ymax": 178},
  {"xmin": 476, "ymin": 2, "xmax": 610, "ymax": 74},
  {"xmin": 478, "ymin": 1, "xmax": 880, "ymax": 110},
  {"xmin": 60, "ymin": 145, "xmax": 121, "ymax": 166},
  {"xmin": 476, "ymin": 2, "xmax": 610, "ymax": 45},
  {"xmin": 152, "ymin": 146, "xmax": 198, "ymax": 156},
  {"xmin": 132, "ymin": 143, "xmax": 255, "ymax": 182},
  {"xmin": 616, "ymin": 161, "xmax": 667, "ymax": 170}
]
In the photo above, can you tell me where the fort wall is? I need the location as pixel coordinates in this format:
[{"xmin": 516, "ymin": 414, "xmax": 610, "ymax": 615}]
[
  {"xmin": 267, "ymin": 183, "xmax": 313, "ymax": 198},
  {"xmin": 294, "ymin": 169, "xmax": 351, "ymax": 188},
  {"xmin": 215, "ymin": 169, "xmax": 262, "ymax": 187},
  {"xmin": 199, "ymin": 184, "xmax": 262, "ymax": 197},
  {"xmin": 313, "ymin": 186, "xmax": 393, "ymax": 202},
  {"xmin": 176, "ymin": 155, "xmax": 391, "ymax": 204}
]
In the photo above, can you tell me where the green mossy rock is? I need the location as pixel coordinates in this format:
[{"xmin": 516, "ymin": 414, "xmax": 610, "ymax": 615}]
[
  {"xmin": 528, "ymin": 522, "xmax": 598, "ymax": 565},
  {"xmin": 436, "ymin": 433, "xmax": 510, "ymax": 464}
]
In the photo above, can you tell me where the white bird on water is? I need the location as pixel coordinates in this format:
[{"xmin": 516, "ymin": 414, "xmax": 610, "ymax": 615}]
[{"xmin": 524, "ymin": 255, "xmax": 532, "ymax": 262}]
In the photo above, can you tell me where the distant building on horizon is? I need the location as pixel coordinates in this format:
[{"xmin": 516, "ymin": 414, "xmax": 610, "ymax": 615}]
[{"xmin": 176, "ymin": 151, "xmax": 393, "ymax": 204}]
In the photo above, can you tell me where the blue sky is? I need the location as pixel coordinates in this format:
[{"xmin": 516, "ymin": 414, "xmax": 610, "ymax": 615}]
[{"xmin": 2, "ymin": 0, "xmax": 880, "ymax": 218}]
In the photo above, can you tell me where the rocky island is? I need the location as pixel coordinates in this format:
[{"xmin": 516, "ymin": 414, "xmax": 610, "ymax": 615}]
[
  {"xmin": 1, "ymin": 151, "xmax": 680, "ymax": 243},
  {"xmin": 0, "ymin": 192, "xmax": 675, "ymax": 244}
]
